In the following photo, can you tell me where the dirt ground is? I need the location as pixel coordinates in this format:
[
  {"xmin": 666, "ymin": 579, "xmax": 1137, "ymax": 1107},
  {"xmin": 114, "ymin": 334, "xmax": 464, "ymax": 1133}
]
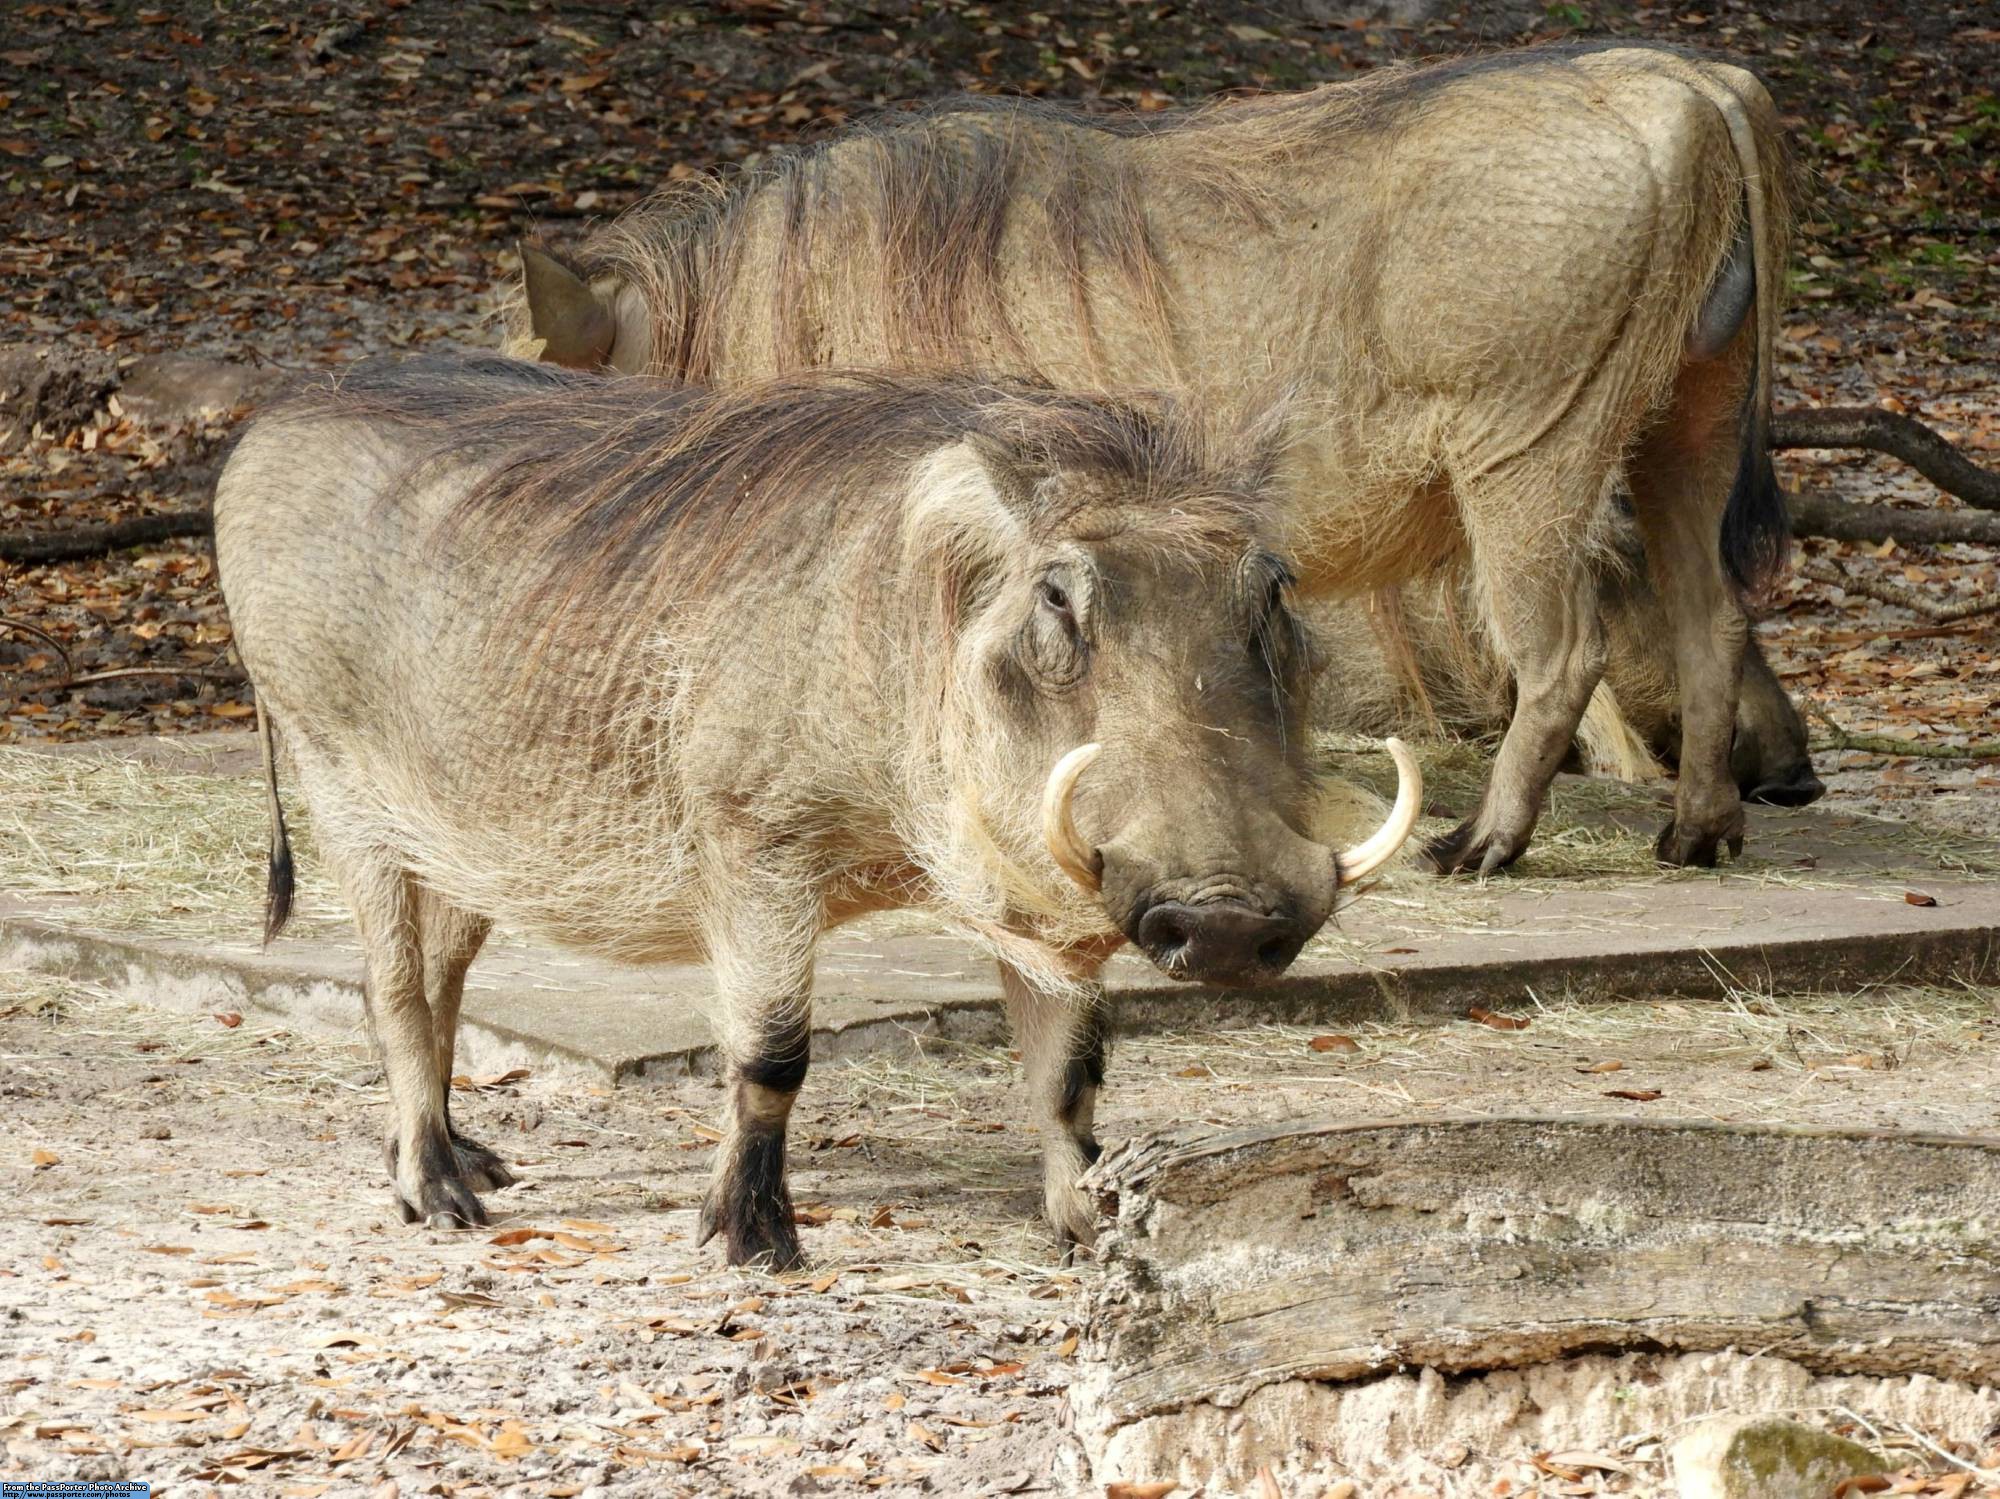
[{"xmin": 5, "ymin": 967, "xmax": 2000, "ymax": 1497}]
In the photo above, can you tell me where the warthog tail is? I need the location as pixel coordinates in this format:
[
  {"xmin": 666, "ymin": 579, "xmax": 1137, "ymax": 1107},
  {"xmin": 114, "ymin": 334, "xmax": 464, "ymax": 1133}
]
[
  {"xmin": 1690, "ymin": 57, "xmax": 1792, "ymax": 602},
  {"xmin": 1719, "ymin": 336, "xmax": 1788, "ymax": 600},
  {"xmin": 256, "ymin": 696, "xmax": 294, "ymax": 945}
]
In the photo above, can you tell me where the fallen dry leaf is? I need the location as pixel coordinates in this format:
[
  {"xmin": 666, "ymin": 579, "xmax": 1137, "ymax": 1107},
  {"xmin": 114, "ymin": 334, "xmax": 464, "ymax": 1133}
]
[
  {"xmin": 32, "ymin": 1148, "xmax": 60, "ymax": 1169},
  {"xmin": 1605, "ymin": 1089, "xmax": 1664, "ymax": 1102},
  {"xmin": 487, "ymin": 1227, "xmax": 548, "ymax": 1247},
  {"xmin": 1904, "ymin": 890, "xmax": 1939, "ymax": 907},
  {"xmin": 1468, "ymin": 1007, "xmax": 1530, "ymax": 1031},
  {"xmin": 1308, "ymin": 1034, "xmax": 1360, "ymax": 1053}
]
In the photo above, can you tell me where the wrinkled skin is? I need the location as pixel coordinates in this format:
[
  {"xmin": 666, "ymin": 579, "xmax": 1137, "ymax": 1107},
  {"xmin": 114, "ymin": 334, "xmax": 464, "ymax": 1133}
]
[{"xmin": 214, "ymin": 361, "xmax": 1386, "ymax": 1264}]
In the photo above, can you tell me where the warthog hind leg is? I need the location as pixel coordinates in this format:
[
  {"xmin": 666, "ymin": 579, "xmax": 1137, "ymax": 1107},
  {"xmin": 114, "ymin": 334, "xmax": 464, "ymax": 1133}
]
[
  {"xmin": 1002, "ymin": 959, "xmax": 1109, "ymax": 1260},
  {"xmin": 1628, "ymin": 343, "xmax": 1759, "ymax": 867},
  {"xmin": 337, "ymin": 850, "xmax": 487, "ymax": 1229}
]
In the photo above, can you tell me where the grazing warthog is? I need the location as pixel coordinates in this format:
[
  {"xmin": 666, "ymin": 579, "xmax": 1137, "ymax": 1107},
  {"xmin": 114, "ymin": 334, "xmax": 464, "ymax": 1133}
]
[
  {"xmin": 214, "ymin": 358, "xmax": 1421, "ymax": 1265},
  {"xmin": 515, "ymin": 41, "xmax": 1792, "ymax": 874},
  {"xmin": 1322, "ymin": 509, "xmax": 1823, "ymax": 806}
]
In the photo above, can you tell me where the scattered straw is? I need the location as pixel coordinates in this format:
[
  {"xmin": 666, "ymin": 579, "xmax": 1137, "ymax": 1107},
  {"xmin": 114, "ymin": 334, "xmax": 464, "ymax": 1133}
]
[{"xmin": 0, "ymin": 746, "xmax": 344, "ymax": 941}]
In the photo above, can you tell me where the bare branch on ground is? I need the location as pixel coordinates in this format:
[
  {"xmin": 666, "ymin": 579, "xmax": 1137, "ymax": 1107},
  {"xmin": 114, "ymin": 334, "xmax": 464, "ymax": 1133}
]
[{"xmin": 1773, "ymin": 406, "xmax": 2000, "ymax": 511}]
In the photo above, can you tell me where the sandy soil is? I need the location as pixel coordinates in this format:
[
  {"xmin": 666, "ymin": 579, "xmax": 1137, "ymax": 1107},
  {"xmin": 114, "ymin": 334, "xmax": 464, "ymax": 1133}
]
[{"xmin": 4, "ymin": 968, "xmax": 1998, "ymax": 1497}]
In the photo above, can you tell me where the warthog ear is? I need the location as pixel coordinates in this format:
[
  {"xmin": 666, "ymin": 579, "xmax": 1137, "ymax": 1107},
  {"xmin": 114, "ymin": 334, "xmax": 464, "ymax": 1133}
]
[
  {"xmin": 960, "ymin": 430, "xmax": 1041, "ymax": 519},
  {"xmin": 518, "ymin": 241, "xmax": 616, "ymax": 369},
  {"xmin": 902, "ymin": 435, "xmax": 1042, "ymax": 642}
]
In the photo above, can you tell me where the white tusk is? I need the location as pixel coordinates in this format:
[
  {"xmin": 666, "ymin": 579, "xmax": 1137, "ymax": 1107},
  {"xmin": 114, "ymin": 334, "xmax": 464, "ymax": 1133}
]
[
  {"xmin": 1336, "ymin": 737, "xmax": 1423, "ymax": 887},
  {"xmin": 1042, "ymin": 743, "xmax": 1103, "ymax": 894}
]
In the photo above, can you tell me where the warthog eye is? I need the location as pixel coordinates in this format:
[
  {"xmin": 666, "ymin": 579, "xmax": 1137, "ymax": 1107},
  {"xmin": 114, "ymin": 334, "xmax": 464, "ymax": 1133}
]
[
  {"xmin": 1247, "ymin": 562, "xmax": 1301, "ymax": 684},
  {"xmin": 1021, "ymin": 570, "xmax": 1086, "ymax": 688}
]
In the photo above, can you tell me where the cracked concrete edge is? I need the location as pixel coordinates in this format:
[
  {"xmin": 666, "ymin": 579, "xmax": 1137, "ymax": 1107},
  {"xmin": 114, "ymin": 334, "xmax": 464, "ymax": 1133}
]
[{"xmin": 6, "ymin": 911, "xmax": 1997, "ymax": 1086}]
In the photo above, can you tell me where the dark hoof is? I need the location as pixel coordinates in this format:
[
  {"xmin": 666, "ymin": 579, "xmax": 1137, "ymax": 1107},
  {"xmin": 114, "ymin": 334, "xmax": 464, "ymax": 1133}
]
[
  {"xmin": 386, "ymin": 1131, "xmax": 491, "ymax": 1228},
  {"xmin": 1055, "ymin": 1224, "xmax": 1101, "ymax": 1269},
  {"xmin": 450, "ymin": 1131, "xmax": 518, "ymax": 1192},
  {"xmin": 1654, "ymin": 819, "xmax": 1744, "ymax": 868},
  {"xmin": 392, "ymin": 1173, "xmax": 489, "ymax": 1230},
  {"xmin": 697, "ymin": 1180, "xmax": 803, "ymax": 1271},
  {"xmin": 1420, "ymin": 818, "xmax": 1528, "ymax": 877}
]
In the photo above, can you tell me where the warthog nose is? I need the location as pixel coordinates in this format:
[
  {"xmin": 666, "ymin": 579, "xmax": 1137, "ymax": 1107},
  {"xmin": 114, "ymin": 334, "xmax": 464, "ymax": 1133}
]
[
  {"xmin": 1136, "ymin": 900, "xmax": 1307, "ymax": 986},
  {"xmin": 1747, "ymin": 765, "xmax": 1826, "ymax": 808}
]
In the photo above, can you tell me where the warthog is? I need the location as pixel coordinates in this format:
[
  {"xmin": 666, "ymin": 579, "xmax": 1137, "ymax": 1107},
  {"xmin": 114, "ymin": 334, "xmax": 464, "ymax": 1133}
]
[
  {"xmin": 1324, "ymin": 507, "xmax": 1823, "ymax": 806},
  {"xmin": 514, "ymin": 41, "xmax": 1792, "ymax": 874},
  {"xmin": 213, "ymin": 357, "xmax": 1420, "ymax": 1265}
]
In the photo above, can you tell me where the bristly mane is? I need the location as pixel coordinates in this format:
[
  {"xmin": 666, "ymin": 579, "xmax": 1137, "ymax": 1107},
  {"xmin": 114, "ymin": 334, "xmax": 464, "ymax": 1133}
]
[
  {"xmin": 554, "ymin": 41, "xmax": 1732, "ymax": 383},
  {"xmin": 270, "ymin": 356, "xmax": 1280, "ymax": 616}
]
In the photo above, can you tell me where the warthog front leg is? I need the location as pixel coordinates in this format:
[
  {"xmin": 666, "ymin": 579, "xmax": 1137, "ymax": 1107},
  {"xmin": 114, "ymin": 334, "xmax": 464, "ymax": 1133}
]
[
  {"xmin": 695, "ymin": 871, "xmax": 818, "ymax": 1270},
  {"xmin": 1424, "ymin": 523, "xmax": 1608, "ymax": 876},
  {"xmin": 1001, "ymin": 959, "xmax": 1109, "ymax": 1259},
  {"xmin": 335, "ymin": 852, "xmax": 487, "ymax": 1229}
]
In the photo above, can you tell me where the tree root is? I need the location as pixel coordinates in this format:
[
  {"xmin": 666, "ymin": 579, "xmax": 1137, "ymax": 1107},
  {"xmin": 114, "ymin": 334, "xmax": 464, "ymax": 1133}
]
[
  {"xmin": 59, "ymin": 665, "xmax": 246, "ymax": 690},
  {"xmin": 0, "ymin": 616, "xmax": 74, "ymax": 677},
  {"xmin": 1786, "ymin": 489, "xmax": 2000, "ymax": 548}
]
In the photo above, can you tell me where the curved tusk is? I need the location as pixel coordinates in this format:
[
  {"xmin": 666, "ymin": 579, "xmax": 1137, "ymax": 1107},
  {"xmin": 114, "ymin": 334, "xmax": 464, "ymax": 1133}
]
[
  {"xmin": 1042, "ymin": 743, "xmax": 1104, "ymax": 894},
  {"xmin": 1336, "ymin": 737, "xmax": 1423, "ymax": 887}
]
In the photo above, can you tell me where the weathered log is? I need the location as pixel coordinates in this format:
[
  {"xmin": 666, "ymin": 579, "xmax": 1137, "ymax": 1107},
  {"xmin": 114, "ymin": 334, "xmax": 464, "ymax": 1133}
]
[{"xmin": 1076, "ymin": 1116, "xmax": 2000, "ymax": 1476}]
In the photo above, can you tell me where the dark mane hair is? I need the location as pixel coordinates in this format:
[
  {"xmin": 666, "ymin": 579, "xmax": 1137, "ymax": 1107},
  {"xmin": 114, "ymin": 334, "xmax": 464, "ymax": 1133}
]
[
  {"xmin": 271, "ymin": 356, "xmax": 1281, "ymax": 615},
  {"xmin": 558, "ymin": 41, "xmax": 1731, "ymax": 382}
]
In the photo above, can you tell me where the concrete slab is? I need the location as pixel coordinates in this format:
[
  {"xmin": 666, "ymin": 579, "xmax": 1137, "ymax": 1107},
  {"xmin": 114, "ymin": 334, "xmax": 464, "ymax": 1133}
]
[{"xmin": 6, "ymin": 735, "xmax": 2000, "ymax": 1081}]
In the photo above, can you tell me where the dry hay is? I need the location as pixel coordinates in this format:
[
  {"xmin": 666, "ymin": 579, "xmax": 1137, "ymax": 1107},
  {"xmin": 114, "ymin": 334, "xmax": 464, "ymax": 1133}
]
[
  {"xmin": 0, "ymin": 746, "xmax": 344, "ymax": 941},
  {"xmin": 1120, "ymin": 975, "xmax": 2000, "ymax": 1138}
]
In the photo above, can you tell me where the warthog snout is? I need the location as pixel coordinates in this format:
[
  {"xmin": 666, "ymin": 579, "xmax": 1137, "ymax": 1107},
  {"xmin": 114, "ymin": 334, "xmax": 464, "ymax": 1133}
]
[
  {"xmin": 1043, "ymin": 739, "xmax": 1423, "ymax": 988},
  {"xmin": 1745, "ymin": 762, "xmax": 1826, "ymax": 809},
  {"xmin": 1131, "ymin": 895, "xmax": 1310, "ymax": 985}
]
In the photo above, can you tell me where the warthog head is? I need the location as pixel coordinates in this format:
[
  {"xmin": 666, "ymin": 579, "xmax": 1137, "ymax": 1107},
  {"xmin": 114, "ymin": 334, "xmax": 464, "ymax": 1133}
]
[
  {"xmin": 920, "ymin": 431, "xmax": 1420, "ymax": 987},
  {"xmin": 1594, "ymin": 501, "xmax": 1824, "ymax": 808}
]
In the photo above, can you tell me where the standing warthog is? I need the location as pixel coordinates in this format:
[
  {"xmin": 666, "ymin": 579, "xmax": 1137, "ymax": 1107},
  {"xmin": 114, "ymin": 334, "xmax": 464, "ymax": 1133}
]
[
  {"xmin": 213, "ymin": 357, "xmax": 1420, "ymax": 1265},
  {"xmin": 1323, "ymin": 506, "xmax": 1823, "ymax": 807},
  {"xmin": 514, "ymin": 41, "xmax": 1792, "ymax": 874}
]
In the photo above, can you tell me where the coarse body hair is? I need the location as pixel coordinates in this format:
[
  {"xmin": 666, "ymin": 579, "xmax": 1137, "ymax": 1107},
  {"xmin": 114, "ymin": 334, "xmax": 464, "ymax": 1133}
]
[
  {"xmin": 510, "ymin": 40, "xmax": 1795, "ymax": 870},
  {"xmin": 218, "ymin": 357, "xmax": 1285, "ymax": 975}
]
